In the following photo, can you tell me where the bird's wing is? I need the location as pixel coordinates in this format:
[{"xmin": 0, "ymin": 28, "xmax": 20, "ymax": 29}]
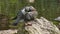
[
  {"xmin": 12, "ymin": 8, "xmax": 25, "ymax": 20},
  {"xmin": 13, "ymin": 9, "xmax": 26, "ymax": 26}
]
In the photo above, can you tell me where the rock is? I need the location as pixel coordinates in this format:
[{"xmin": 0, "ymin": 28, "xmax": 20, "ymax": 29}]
[
  {"xmin": 25, "ymin": 17, "xmax": 60, "ymax": 34},
  {"xmin": 54, "ymin": 16, "xmax": 60, "ymax": 21},
  {"xmin": 0, "ymin": 14, "xmax": 10, "ymax": 30},
  {"xmin": 54, "ymin": 16, "xmax": 60, "ymax": 30},
  {"xmin": 0, "ymin": 29, "xmax": 18, "ymax": 34},
  {"xmin": 27, "ymin": 0, "xmax": 35, "ymax": 3}
]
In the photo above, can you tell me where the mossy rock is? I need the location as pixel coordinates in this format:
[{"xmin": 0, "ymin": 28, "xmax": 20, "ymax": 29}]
[{"xmin": 0, "ymin": 14, "xmax": 10, "ymax": 30}]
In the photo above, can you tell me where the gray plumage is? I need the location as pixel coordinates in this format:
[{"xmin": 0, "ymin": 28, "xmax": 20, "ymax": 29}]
[
  {"xmin": 24, "ymin": 11, "xmax": 38, "ymax": 21},
  {"xmin": 13, "ymin": 6, "xmax": 38, "ymax": 26}
]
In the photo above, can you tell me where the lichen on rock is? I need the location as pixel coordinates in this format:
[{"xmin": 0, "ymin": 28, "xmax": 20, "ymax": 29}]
[{"xmin": 25, "ymin": 17, "xmax": 60, "ymax": 34}]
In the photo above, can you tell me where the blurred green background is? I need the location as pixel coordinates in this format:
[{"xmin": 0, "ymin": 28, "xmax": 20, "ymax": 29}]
[
  {"xmin": 0, "ymin": 0, "xmax": 60, "ymax": 20},
  {"xmin": 0, "ymin": 0, "xmax": 60, "ymax": 29}
]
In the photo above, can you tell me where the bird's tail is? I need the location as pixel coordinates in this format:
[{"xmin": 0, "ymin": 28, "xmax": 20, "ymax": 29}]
[{"xmin": 13, "ymin": 18, "xmax": 20, "ymax": 26}]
